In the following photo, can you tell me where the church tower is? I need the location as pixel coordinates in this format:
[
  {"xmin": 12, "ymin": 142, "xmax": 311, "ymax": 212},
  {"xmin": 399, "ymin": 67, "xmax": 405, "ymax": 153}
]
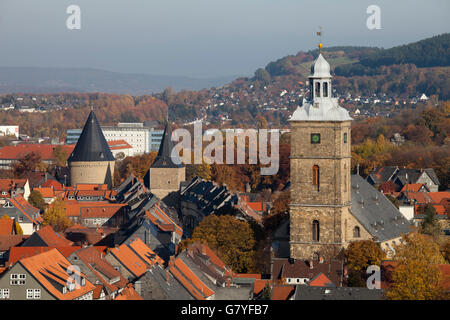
[
  {"xmin": 68, "ymin": 110, "xmax": 115, "ymax": 188},
  {"xmin": 144, "ymin": 121, "xmax": 185, "ymax": 200},
  {"xmin": 288, "ymin": 44, "xmax": 353, "ymax": 260}
]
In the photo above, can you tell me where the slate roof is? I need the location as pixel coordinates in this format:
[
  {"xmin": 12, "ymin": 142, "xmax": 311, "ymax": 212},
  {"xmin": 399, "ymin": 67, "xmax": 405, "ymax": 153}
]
[
  {"xmin": 294, "ymin": 285, "xmax": 385, "ymax": 300},
  {"xmin": 150, "ymin": 122, "xmax": 184, "ymax": 169},
  {"xmin": 367, "ymin": 166, "xmax": 398, "ymax": 185},
  {"xmin": 67, "ymin": 111, "xmax": 114, "ymax": 162},
  {"xmin": 350, "ymin": 175, "xmax": 411, "ymax": 242},
  {"xmin": 395, "ymin": 168, "xmax": 440, "ymax": 186},
  {"xmin": 137, "ymin": 264, "xmax": 194, "ymax": 300}
]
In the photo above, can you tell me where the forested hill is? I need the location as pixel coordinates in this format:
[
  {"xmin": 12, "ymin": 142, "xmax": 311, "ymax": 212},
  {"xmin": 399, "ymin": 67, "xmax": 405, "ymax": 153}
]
[
  {"xmin": 335, "ymin": 33, "xmax": 450, "ymax": 76},
  {"xmin": 252, "ymin": 33, "xmax": 450, "ymax": 99}
]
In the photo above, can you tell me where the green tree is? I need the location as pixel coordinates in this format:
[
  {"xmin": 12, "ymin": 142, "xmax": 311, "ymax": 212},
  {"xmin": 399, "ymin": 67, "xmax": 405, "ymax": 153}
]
[
  {"xmin": 28, "ymin": 190, "xmax": 46, "ymax": 212},
  {"xmin": 52, "ymin": 145, "xmax": 69, "ymax": 166},
  {"xmin": 261, "ymin": 282, "xmax": 272, "ymax": 300}
]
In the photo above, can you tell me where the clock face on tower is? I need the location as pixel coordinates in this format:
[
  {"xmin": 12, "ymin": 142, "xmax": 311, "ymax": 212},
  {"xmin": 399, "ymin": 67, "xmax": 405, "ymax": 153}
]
[{"xmin": 311, "ymin": 133, "xmax": 321, "ymax": 144}]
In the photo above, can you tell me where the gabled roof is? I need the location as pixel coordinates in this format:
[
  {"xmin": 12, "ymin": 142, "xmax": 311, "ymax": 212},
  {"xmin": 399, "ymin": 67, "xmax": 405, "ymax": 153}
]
[
  {"xmin": 150, "ymin": 122, "xmax": 184, "ymax": 169},
  {"xmin": 73, "ymin": 246, "xmax": 128, "ymax": 294},
  {"xmin": 272, "ymin": 285, "xmax": 296, "ymax": 300},
  {"xmin": 22, "ymin": 225, "xmax": 73, "ymax": 247},
  {"xmin": 8, "ymin": 195, "xmax": 42, "ymax": 224},
  {"xmin": 168, "ymin": 257, "xmax": 215, "ymax": 300},
  {"xmin": 294, "ymin": 285, "xmax": 385, "ymax": 300},
  {"xmin": 400, "ymin": 183, "xmax": 428, "ymax": 193},
  {"xmin": 127, "ymin": 237, "xmax": 164, "ymax": 267},
  {"xmin": 0, "ymin": 235, "xmax": 28, "ymax": 251},
  {"xmin": 107, "ymin": 243, "xmax": 147, "ymax": 278},
  {"xmin": 114, "ymin": 284, "xmax": 143, "ymax": 300},
  {"xmin": 367, "ymin": 166, "xmax": 398, "ymax": 185},
  {"xmin": 19, "ymin": 248, "xmax": 96, "ymax": 300},
  {"xmin": 67, "ymin": 111, "xmax": 114, "ymax": 162},
  {"xmin": 7, "ymin": 246, "xmax": 81, "ymax": 266},
  {"xmin": 309, "ymin": 272, "xmax": 336, "ymax": 287}
]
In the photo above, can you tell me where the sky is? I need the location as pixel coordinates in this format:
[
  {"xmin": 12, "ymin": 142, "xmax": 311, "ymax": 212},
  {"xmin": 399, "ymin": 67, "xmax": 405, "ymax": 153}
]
[{"xmin": 0, "ymin": 0, "xmax": 449, "ymax": 78}]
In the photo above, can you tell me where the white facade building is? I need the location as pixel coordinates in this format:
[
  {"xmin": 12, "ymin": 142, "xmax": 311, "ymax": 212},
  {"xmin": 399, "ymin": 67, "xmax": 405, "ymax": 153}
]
[
  {"xmin": 0, "ymin": 126, "xmax": 19, "ymax": 138},
  {"xmin": 102, "ymin": 123, "xmax": 149, "ymax": 155}
]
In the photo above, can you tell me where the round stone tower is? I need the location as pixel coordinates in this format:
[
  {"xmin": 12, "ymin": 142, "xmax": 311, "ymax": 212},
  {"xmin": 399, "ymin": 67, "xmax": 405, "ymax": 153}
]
[{"xmin": 68, "ymin": 111, "xmax": 115, "ymax": 188}]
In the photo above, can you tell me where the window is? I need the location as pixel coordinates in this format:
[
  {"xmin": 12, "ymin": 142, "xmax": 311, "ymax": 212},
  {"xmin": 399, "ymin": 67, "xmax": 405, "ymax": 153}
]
[
  {"xmin": 0, "ymin": 289, "xmax": 9, "ymax": 299},
  {"xmin": 353, "ymin": 226, "xmax": 360, "ymax": 238},
  {"xmin": 344, "ymin": 132, "xmax": 348, "ymax": 143},
  {"xmin": 33, "ymin": 289, "xmax": 40, "ymax": 299},
  {"xmin": 312, "ymin": 165, "xmax": 320, "ymax": 191},
  {"xmin": 312, "ymin": 220, "xmax": 320, "ymax": 242},
  {"xmin": 323, "ymin": 82, "xmax": 328, "ymax": 97},
  {"xmin": 311, "ymin": 133, "xmax": 320, "ymax": 144},
  {"xmin": 315, "ymin": 82, "xmax": 321, "ymax": 98},
  {"xmin": 26, "ymin": 289, "xmax": 34, "ymax": 299}
]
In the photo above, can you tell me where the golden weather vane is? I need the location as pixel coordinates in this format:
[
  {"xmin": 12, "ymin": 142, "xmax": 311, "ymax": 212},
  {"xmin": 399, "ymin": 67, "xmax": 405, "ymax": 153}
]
[{"xmin": 317, "ymin": 26, "xmax": 323, "ymax": 54}]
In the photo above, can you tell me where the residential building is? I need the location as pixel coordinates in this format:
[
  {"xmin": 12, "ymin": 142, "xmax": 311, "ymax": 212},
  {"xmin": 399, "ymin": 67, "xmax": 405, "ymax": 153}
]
[
  {"xmin": 0, "ymin": 125, "xmax": 19, "ymax": 138},
  {"xmin": 0, "ymin": 248, "xmax": 95, "ymax": 300},
  {"xmin": 0, "ymin": 196, "xmax": 42, "ymax": 235},
  {"xmin": 0, "ymin": 179, "xmax": 30, "ymax": 203},
  {"xmin": 21, "ymin": 226, "xmax": 73, "ymax": 247}
]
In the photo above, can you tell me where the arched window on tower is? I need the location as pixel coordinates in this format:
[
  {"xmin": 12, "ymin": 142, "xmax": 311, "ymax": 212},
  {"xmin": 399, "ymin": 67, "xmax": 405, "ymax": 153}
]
[
  {"xmin": 323, "ymin": 82, "xmax": 328, "ymax": 97},
  {"xmin": 312, "ymin": 165, "xmax": 320, "ymax": 191},
  {"xmin": 353, "ymin": 226, "xmax": 360, "ymax": 238},
  {"xmin": 312, "ymin": 220, "xmax": 320, "ymax": 242},
  {"xmin": 315, "ymin": 82, "xmax": 321, "ymax": 98}
]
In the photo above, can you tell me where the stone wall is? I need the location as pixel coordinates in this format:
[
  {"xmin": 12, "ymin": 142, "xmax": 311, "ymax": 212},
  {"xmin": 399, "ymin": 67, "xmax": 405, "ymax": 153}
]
[{"xmin": 69, "ymin": 160, "xmax": 115, "ymax": 187}]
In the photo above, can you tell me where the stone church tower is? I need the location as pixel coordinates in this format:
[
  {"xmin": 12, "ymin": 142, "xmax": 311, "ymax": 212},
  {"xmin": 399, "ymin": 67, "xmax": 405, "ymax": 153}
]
[
  {"xmin": 68, "ymin": 110, "xmax": 115, "ymax": 188},
  {"xmin": 144, "ymin": 121, "xmax": 185, "ymax": 200},
  {"xmin": 288, "ymin": 47, "xmax": 353, "ymax": 260}
]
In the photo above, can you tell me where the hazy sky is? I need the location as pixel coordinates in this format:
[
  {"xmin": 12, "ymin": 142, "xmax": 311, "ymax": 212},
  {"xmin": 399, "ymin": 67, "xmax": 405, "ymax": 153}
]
[{"xmin": 0, "ymin": 0, "xmax": 448, "ymax": 78}]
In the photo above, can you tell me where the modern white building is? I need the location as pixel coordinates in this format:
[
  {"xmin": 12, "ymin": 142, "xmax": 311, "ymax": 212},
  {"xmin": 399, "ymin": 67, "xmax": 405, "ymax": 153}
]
[
  {"xmin": 66, "ymin": 123, "xmax": 164, "ymax": 156},
  {"xmin": 0, "ymin": 126, "xmax": 19, "ymax": 138}
]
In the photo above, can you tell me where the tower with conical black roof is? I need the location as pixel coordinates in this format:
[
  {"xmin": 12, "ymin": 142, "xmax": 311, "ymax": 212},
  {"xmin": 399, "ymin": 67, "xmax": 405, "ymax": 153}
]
[
  {"xmin": 68, "ymin": 110, "xmax": 116, "ymax": 188},
  {"xmin": 144, "ymin": 121, "xmax": 185, "ymax": 199}
]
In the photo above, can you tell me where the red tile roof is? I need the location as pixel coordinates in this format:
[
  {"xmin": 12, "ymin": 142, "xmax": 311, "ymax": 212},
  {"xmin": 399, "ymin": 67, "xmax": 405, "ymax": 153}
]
[
  {"xmin": 428, "ymin": 192, "xmax": 450, "ymax": 204},
  {"xmin": 108, "ymin": 243, "xmax": 147, "ymax": 278},
  {"xmin": 253, "ymin": 279, "xmax": 271, "ymax": 295},
  {"xmin": 34, "ymin": 226, "xmax": 73, "ymax": 247},
  {"xmin": 108, "ymin": 140, "xmax": 133, "ymax": 151},
  {"xmin": 128, "ymin": 237, "xmax": 164, "ymax": 267},
  {"xmin": 169, "ymin": 258, "xmax": 214, "ymax": 300},
  {"xmin": 309, "ymin": 273, "xmax": 334, "ymax": 287},
  {"xmin": 41, "ymin": 179, "xmax": 64, "ymax": 190},
  {"xmin": 401, "ymin": 184, "xmax": 427, "ymax": 192},
  {"xmin": 75, "ymin": 246, "xmax": 128, "ymax": 294},
  {"xmin": 0, "ymin": 235, "xmax": 28, "ymax": 251},
  {"xmin": 0, "ymin": 179, "xmax": 27, "ymax": 198},
  {"xmin": 114, "ymin": 284, "xmax": 143, "ymax": 300},
  {"xmin": 0, "ymin": 218, "xmax": 15, "ymax": 235},
  {"xmin": 19, "ymin": 248, "xmax": 95, "ymax": 300},
  {"xmin": 7, "ymin": 246, "xmax": 81, "ymax": 267},
  {"xmin": 272, "ymin": 285, "xmax": 295, "ymax": 300},
  {"xmin": 9, "ymin": 195, "xmax": 42, "ymax": 224},
  {"xmin": 63, "ymin": 202, "xmax": 126, "ymax": 218},
  {"xmin": 0, "ymin": 144, "xmax": 74, "ymax": 161}
]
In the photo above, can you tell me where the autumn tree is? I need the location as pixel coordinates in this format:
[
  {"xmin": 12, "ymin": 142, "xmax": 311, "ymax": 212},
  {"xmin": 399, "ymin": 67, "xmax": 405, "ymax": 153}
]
[
  {"xmin": 42, "ymin": 198, "xmax": 72, "ymax": 232},
  {"xmin": 344, "ymin": 240, "xmax": 385, "ymax": 287},
  {"xmin": 13, "ymin": 152, "xmax": 42, "ymax": 178},
  {"xmin": 386, "ymin": 232, "xmax": 446, "ymax": 300},
  {"xmin": 184, "ymin": 215, "xmax": 256, "ymax": 273},
  {"xmin": 52, "ymin": 145, "xmax": 69, "ymax": 166},
  {"xmin": 28, "ymin": 190, "xmax": 46, "ymax": 212}
]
